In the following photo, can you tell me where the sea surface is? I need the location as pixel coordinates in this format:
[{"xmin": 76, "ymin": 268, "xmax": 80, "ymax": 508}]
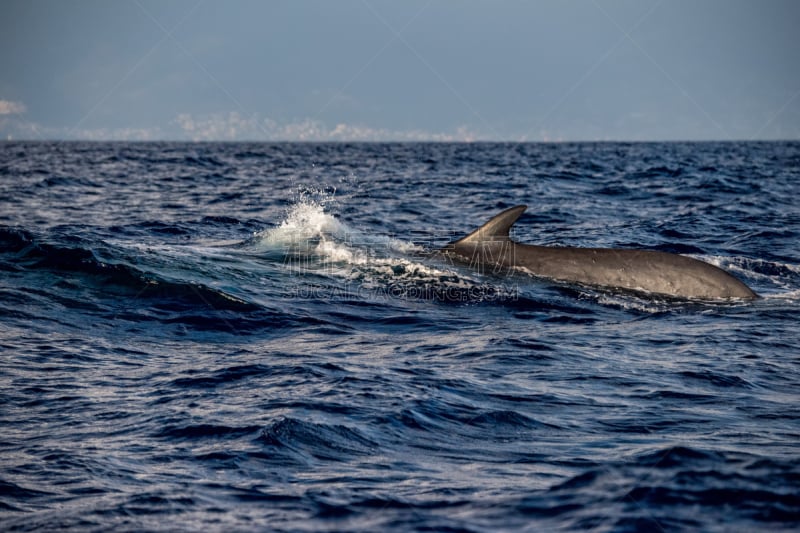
[{"xmin": 1, "ymin": 141, "xmax": 799, "ymax": 532}]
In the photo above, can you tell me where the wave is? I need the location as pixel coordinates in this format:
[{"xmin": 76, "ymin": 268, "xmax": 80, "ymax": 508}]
[
  {"xmin": 155, "ymin": 423, "xmax": 262, "ymax": 440},
  {"xmin": 0, "ymin": 225, "xmax": 275, "ymax": 333},
  {"xmin": 169, "ymin": 363, "xmax": 273, "ymax": 389},
  {"xmin": 703, "ymin": 255, "xmax": 800, "ymax": 301},
  {"xmin": 258, "ymin": 417, "xmax": 378, "ymax": 461},
  {"xmin": 523, "ymin": 446, "xmax": 800, "ymax": 528}
]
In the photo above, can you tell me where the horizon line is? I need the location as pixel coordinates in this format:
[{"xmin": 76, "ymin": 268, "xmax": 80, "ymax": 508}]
[{"xmin": 3, "ymin": 138, "xmax": 799, "ymax": 144}]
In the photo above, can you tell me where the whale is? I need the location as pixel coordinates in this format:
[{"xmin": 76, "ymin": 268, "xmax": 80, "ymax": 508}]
[{"xmin": 440, "ymin": 205, "xmax": 758, "ymax": 301}]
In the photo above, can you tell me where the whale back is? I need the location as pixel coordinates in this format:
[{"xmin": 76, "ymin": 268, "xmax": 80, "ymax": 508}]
[{"xmin": 444, "ymin": 204, "xmax": 757, "ymax": 300}]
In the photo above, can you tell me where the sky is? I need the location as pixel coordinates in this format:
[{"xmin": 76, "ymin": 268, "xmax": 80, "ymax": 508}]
[{"xmin": 0, "ymin": 0, "xmax": 798, "ymax": 142}]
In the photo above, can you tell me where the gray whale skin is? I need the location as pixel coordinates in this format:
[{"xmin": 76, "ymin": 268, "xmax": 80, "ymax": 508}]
[{"xmin": 442, "ymin": 205, "xmax": 757, "ymax": 301}]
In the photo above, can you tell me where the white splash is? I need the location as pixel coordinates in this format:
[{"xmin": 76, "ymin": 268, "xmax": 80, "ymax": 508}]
[
  {"xmin": 255, "ymin": 200, "xmax": 421, "ymax": 264},
  {"xmin": 257, "ymin": 201, "xmax": 349, "ymax": 248},
  {"xmin": 250, "ymin": 198, "xmax": 516, "ymax": 302}
]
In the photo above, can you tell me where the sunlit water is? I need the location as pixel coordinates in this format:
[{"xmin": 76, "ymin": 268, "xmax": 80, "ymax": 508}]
[{"xmin": 1, "ymin": 141, "xmax": 799, "ymax": 531}]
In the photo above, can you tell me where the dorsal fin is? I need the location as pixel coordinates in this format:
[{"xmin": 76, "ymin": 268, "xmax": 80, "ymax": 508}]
[{"xmin": 452, "ymin": 205, "xmax": 527, "ymax": 245}]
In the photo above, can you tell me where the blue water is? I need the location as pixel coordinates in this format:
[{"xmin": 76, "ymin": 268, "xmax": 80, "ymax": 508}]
[{"xmin": 1, "ymin": 141, "xmax": 799, "ymax": 532}]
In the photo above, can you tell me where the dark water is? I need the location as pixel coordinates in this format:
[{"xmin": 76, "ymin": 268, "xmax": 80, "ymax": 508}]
[{"xmin": 1, "ymin": 141, "xmax": 799, "ymax": 532}]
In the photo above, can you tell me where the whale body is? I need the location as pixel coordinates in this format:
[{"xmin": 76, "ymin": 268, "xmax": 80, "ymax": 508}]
[{"xmin": 441, "ymin": 205, "xmax": 757, "ymax": 301}]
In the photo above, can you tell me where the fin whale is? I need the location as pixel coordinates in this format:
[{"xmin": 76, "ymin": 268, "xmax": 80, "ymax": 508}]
[{"xmin": 442, "ymin": 205, "xmax": 758, "ymax": 301}]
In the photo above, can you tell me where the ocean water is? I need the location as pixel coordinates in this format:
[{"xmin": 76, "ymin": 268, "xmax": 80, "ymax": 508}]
[{"xmin": 1, "ymin": 141, "xmax": 799, "ymax": 532}]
